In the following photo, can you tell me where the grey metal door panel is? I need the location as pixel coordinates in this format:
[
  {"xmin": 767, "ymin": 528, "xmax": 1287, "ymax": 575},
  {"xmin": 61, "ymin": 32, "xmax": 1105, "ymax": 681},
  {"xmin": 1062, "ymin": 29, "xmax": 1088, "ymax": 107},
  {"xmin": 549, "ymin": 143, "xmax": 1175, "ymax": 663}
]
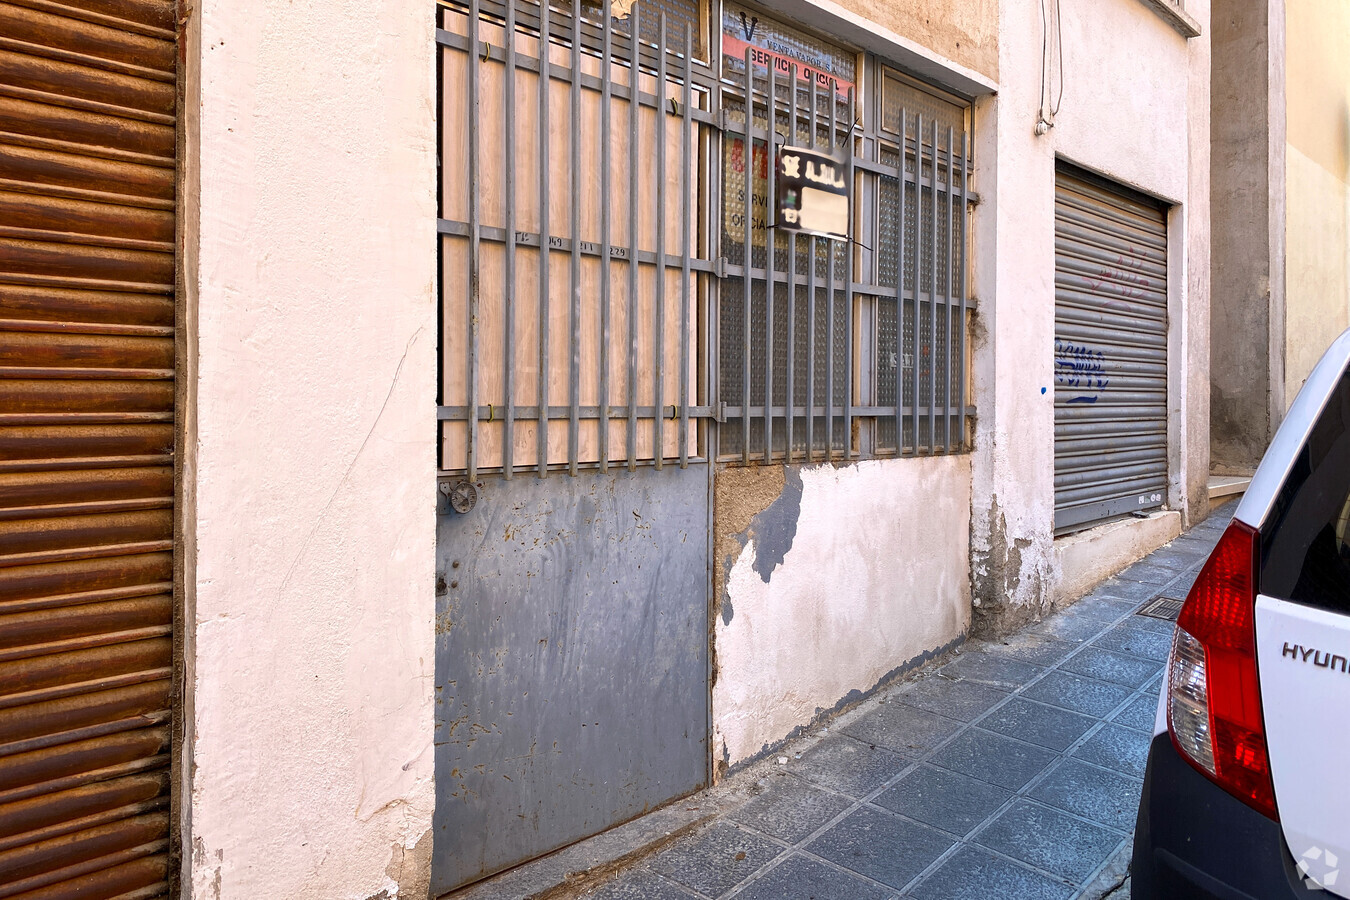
[
  {"xmin": 1054, "ymin": 164, "xmax": 1169, "ymax": 534},
  {"xmin": 432, "ymin": 465, "xmax": 710, "ymax": 894}
]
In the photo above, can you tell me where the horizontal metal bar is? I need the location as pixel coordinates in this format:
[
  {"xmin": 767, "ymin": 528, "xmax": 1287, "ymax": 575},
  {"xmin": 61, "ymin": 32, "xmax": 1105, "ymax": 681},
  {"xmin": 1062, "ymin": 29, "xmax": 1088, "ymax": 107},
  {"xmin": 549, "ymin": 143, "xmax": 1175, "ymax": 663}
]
[
  {"xmin": 850, "ymin": 284, "xmax": 978, "ymax": 306},
  {"xmin": 435, "ymin": 0, "xmax": 721, "ymax": 85},
  {"xmin": 1054, "ymin": 217, "xmax": 1168, "ymax": 258},
  {"xmin": 1055, "ymin": 288, "xmax": 1168, "ymax": 316},
  {"xmin": 1055, "ymin": 191, "xmax": 1169, "ymax": 240},
  {"xmin": 716, "ymin": 442, "xmax": 967, "ymax": 463},
  {"xmin": 1053, "ymin": 309, "xmax": 1168, "ymax": 341},
  {"xmin": 718, "ymin": 117, "xmax": 781, "ymax": 144},
  {"xmin": 436, "ymin": 27, "xmax": 719, "ymax": 128},
  {"xmin": 1055, "ymin": 244, "xmax": 1167, "ymax": 279},
  {"xmin": 1055, "ymin": 476, "xmax": 1168, "ymax": 508},
  {"xmin": 852, "ymin": 156, "xmax": 980, "ymax": 204},
  {"xmin": 438, "ymin": 456, "xmax": 710, "ymax": 479},
  {"xmin": 1054, "ymin": 493, "xmax": 1165, "ymax": 535},
  {"xmin": 1056, "ymin": 424, "xmax": 1167, "ymax": 440},
  {"xmin": 717, "ymin": 261, "xmax": 980, "ymax": 309},
  {"xmin": 438, "ymin": 219, "xmax": 718, "ymax": 273},
  {"xmin": 1054, "ymin": 457, "xmax": 1168, "ymax": 482},
  {"xmin": 720, "ymin": 405, "xmax": 976, "ymax": 418},
  {"xmin": 438, "ymin": 404, "xmax": 714, "ymax": 420}
]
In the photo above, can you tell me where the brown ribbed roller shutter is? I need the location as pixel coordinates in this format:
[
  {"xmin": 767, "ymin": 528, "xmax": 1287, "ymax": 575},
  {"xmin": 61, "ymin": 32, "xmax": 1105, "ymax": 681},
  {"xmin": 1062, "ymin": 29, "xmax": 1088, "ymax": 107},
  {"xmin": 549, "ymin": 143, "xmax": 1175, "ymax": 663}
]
[{"xmin": 0, "ymin": 0, "xmax": 176, "ymax": 897}]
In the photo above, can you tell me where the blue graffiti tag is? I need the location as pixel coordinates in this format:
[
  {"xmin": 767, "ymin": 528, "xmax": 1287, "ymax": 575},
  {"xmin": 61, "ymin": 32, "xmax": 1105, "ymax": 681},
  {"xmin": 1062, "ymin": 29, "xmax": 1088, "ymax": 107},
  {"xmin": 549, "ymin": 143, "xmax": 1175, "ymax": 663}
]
[{"xmin": 1054, "ymin": 339, "xmax": 1109, "ymax": 403}]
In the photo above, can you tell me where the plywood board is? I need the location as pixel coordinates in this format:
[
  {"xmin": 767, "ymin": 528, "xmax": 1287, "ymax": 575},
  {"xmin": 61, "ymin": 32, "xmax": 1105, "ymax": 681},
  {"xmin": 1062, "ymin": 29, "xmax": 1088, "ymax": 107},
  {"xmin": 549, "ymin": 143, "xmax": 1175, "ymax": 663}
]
[{"xmin": 440, "ymin": 7, "xmax": 699, "ymax": 470}]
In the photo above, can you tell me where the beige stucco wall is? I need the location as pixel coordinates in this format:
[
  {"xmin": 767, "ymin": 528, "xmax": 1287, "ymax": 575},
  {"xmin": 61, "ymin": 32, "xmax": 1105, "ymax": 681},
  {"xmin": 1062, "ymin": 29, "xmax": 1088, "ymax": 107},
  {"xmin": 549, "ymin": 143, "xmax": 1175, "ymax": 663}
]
[
  {"xmin": 179, "ymin": 0, "xmax": 438, "ymax": 897},
  {"xmin": 714, "ymin": 0, "xmax": 1210, "ymax": 767},
  {"xmin": 1184, "ymin": 0, "xmax": 1213, "ymax": 525},
  {"xmin": 708, "ymin": 0, "xmax": 995, "ymax": 773},
  {"xmin": 831, "ymin": 0, "xmax": 998, "ymax": 82},
  {"xmin": 1283, "ymin": 0, "xmax": 1350, "ymax": 409},
  {"xmin": 712, "ymin": 457, "xmax": 972, "ymax": 767},
  {"xmin": 1208, "ymin": 0, "xmax": 1283, "ymax": 471},
  {"xmin": 970, "ymin": 0, "xmax": 1210, "ymax": 629}
]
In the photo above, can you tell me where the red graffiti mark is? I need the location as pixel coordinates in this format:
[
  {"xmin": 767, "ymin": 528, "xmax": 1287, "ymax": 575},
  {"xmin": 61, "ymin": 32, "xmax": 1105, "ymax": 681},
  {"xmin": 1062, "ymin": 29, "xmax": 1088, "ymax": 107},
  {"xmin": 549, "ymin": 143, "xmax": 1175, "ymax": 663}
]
[{"xmin": 1087, "ymin": 245, "xmax": 1155, "ymax": 308}]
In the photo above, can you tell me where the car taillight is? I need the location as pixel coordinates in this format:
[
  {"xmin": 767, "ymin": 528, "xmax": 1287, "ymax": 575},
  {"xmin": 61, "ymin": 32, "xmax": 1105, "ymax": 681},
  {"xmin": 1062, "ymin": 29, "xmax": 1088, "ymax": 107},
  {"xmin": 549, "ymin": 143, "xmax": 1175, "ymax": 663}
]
[{"xmin": 1167, "ymin": 520, "xmax": 1278, "ymax": 819}]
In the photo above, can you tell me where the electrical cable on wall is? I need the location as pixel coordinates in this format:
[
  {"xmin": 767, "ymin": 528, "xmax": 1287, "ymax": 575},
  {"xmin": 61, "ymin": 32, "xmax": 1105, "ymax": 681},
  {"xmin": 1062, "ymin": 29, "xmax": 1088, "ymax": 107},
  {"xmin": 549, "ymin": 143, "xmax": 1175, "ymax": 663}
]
[{"xmin": 1037, "ymin": 0, "xmax": 1064, "ymax": 134}]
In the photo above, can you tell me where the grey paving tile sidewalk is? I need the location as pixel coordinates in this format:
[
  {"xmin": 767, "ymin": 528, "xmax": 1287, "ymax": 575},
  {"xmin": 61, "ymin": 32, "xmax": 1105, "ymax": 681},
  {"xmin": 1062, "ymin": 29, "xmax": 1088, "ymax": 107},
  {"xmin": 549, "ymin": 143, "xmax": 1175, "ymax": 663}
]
[{"xmin": 579, "ymin": 506, "xmax": 1234, "ymax": 900}]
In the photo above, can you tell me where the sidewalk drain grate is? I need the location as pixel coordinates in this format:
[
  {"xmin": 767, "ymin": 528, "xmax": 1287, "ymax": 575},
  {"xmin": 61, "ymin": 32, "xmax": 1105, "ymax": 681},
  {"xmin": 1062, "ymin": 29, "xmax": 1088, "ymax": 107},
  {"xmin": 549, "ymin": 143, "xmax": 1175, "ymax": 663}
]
[{"xmin": 1137, "ymin": 595, "xmax": 1183, "ymax": 621}]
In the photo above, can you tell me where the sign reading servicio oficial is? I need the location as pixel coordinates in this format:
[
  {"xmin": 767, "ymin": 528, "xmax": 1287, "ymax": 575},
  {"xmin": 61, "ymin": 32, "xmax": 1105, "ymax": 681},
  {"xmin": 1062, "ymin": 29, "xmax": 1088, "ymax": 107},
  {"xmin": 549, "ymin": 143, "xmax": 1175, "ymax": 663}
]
[{"xmin": 720, "ymin": 4, "xmax": 856, "ymax": 98}]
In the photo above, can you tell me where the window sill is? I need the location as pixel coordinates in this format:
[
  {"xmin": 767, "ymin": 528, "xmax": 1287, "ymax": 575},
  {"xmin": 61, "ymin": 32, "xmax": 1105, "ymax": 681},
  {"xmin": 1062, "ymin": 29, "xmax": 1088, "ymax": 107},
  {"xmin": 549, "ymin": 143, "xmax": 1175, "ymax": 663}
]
[{"xmin": 1136, "ymin": 0, "xmax": 1201, "ymax": 38}]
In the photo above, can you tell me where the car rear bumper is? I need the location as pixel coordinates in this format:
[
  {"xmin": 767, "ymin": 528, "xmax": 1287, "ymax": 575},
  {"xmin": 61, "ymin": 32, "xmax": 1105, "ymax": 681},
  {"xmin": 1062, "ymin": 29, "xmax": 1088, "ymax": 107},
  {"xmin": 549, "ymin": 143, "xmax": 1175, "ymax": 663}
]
[{"xmin": 1133, "ymin": 732, "xmax": 1309, "ymax": 899}]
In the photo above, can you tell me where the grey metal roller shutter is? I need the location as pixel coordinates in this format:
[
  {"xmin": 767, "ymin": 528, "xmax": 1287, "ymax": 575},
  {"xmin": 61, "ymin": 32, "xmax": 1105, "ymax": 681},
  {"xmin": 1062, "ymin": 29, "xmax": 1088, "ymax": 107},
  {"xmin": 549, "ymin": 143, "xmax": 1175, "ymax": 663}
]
[{"xmin": 1054, "ymin": 165, "xmax": 1168, "ymax": 534}]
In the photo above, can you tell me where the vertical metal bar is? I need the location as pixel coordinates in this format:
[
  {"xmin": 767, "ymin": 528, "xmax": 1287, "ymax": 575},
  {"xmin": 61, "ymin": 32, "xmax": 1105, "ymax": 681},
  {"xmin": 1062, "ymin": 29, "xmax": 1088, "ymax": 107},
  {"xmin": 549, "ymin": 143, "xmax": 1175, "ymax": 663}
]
[
  {"xmin": 958, "ymin": 131, "xmax": 969, "ymax": 449},
  {"xmin": 599, "ymin": 0, "xmax": 612, "ymax": 473},
  {"xmin": 895, "ymin": 107, "xmax": 906, "ymax": 455},
  {"xmin": 503, "ymin": 0, "xmax": 517, "ymax": 478},
  {"xmin": 537, "ymin": 0, "xmax": 552, "ymax": 477},
  {"xmin": 626, "ymin": 1, "xmax": 641, "ymax": 471},
  {"xmin": 568, "ymin": 3, "xmax": 582, "ymax": 476},
  {"xmin": 679, "ymin": 22, "xmax": 692, "ymax": 468},
  {"xmin": 823, "ymin": 246, "xmax": 833, "ymax": 458},
  {"xmin": 843, "ymin": 85, "xmax": 854, "ymax": 460},
  {"xmin": 910, "ymin": 112, "xmax": 921, "ymax": 457},
  {"xmin": 762, "ymin": 57, "xmax": 775, "ymax": 463},
  {"xmin": 467, "ymin": 0, "xmax": 482, "ymax": 481},
  {"xmin": 653, "ymin": 11, "xmax": 667, "ymax": 470},
  {"xmin": 928, "ymin": 117, "xmax": 938, "ymax": 455},
  {"xmin": 944, "ymin": 125, "xmax": 954, "ymax": 454},
  {"xmin": 741, "ymin": 45, "xmax": 752, "ymax": 465},
  {"xmin": 824, "ymin": 79, "xmax": 836, "ymax": 461},
  {"xmin": 804, "ymin": 78, "xmax": 816, "ymax": 461},
  {"xmin": 784, "ymin": 63, "xmax": 797, "ymax": 462},
  {"xmin": 435, "ymin": 5, "xmax": 444, "ymax": 473}
]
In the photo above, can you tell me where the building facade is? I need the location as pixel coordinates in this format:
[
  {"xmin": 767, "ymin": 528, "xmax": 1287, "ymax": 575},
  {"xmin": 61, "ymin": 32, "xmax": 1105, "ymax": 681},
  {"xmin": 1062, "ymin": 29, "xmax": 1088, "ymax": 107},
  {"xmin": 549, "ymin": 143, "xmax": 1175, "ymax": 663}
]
[
  {"xmin": 1211, "ymin": 0, "xmax": 1350, "ymax": 474},
  {"xmin": 0, "ymin": 0, "xmax": 1208, "ymax": 897}
]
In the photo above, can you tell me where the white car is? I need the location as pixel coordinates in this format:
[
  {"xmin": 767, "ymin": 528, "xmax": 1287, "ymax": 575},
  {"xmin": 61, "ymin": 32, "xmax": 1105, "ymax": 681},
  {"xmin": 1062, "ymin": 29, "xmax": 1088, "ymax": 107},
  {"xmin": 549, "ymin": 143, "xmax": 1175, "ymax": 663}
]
[{"xmin": 1133, "ymin": 329, "xmax": 1350, "ymax": 897}]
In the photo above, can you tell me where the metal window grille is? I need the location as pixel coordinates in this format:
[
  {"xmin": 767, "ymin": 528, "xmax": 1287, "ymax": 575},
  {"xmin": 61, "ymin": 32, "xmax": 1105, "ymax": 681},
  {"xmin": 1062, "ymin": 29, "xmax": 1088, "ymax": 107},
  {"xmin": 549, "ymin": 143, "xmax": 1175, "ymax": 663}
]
[
  {"xmin": 436, "ymin": 0, "xmax": 718, "ymax": 479},
  {"xmin": 437, "ymin": 0, "xmax": 976, "ymax": 477},
  {"xmin": 716, "ymin": 42, "xmax": 853, "ymax": 462},
  {"xmin": 715, "ymin": 30, "xmax": 973, "ymax": 463},
  {"xmin": 864, "ymin": 71, "xmax": 972, "ymax": 457}
]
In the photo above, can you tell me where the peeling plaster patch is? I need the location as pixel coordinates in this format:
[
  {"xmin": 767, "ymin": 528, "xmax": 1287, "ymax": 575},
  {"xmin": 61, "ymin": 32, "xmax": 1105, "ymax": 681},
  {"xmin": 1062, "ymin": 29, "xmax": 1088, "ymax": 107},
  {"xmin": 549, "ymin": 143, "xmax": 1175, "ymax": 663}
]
[
  {"xmin": 747, "ymin": 467, "xmax": 803, "ymax": 583},
  {"xmin": 970, "ymin": 495, "xmax": 1051, "ymax": 638},
  {"xmin": 714, "ymin": 455, "xmax": 972, "ymax": 766},
  {"xmin": 711, "ymin": 465, "xmax": 787, "ymax": 622},
  {"xmin": 192, "ymin": 836, "xmax": 223, "ymax": 900},
  {"xmin": 381, "ymin": 828, "xmax": 432, "ymax": 900},
  {"xmin": 710, "ymin": 466, "xmax": 787, "ymax": 729}
]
